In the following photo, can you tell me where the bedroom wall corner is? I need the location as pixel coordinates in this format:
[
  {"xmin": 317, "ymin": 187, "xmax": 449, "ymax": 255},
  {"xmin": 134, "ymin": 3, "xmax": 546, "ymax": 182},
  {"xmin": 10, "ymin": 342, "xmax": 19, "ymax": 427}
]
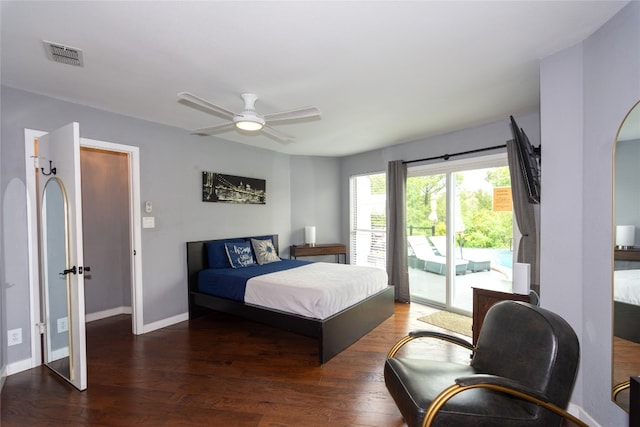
[
  {"xmin": 290, "ymin": 155, "xmax": 342, "ymax": 255},
  {"xmin": 540, "ymin": 2, "xmax": 640, "ymax": 425}
]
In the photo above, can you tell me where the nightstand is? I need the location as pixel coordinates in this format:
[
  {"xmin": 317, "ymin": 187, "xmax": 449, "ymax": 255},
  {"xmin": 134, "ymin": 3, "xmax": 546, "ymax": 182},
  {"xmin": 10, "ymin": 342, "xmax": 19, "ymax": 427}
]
[
  {"xmin": 472, "ymin": 287, "xmax": 531, "ymax": 345},
  {"xmin": 290, "ymin": 243, "xmax": 346, "ymax": 263}
]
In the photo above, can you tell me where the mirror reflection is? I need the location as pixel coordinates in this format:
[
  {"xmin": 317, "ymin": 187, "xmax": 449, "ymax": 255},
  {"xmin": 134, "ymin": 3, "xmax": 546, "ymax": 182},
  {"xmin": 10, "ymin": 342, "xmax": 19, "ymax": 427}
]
[
  {"xmin": 42, "ymin": 178, "xmax": 72, "ymax": 381},
  {"xmin": 612, "ymin": 100, "xmax": 640, "ymax": 412}
]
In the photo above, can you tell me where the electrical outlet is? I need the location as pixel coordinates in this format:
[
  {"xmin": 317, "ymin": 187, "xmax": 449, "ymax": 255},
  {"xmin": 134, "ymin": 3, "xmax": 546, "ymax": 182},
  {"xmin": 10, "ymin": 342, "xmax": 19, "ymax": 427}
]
[
  {"xmin": 57, "ymin": 317, "xmax": 68, "ymax": 333},
  {"xmin": 8, "ymin": 328, "xmax": 22, "ymax": 346}
]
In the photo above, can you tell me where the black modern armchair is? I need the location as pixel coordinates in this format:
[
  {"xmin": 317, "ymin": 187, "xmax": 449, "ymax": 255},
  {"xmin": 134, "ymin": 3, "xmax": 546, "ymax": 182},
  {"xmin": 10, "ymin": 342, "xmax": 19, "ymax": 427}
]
[{"xmin": 384, "ymin": 301, "xmax": 587, "ymax": 427}]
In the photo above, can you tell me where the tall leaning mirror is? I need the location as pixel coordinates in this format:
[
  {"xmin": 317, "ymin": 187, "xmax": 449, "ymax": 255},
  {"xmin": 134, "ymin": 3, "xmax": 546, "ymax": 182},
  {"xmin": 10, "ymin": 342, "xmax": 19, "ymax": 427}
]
[
  {"xmin": 42, "ymin": 177, "xmax": 73, "ymax": 382},
  {"xmin": 612, "ymin": 100, "xmax": 640, "ymax": 412}
]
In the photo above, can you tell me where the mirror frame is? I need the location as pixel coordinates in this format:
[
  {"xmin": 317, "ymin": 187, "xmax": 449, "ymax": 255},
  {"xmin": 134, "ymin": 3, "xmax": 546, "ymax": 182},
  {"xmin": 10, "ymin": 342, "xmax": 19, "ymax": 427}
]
[
  {"xmin": 611, "ymin": 99, "xmax": 640, "ymax": 412},
  {"xmin": 41, "ymin": 176, "xmax": 73, "ymax": 381}
]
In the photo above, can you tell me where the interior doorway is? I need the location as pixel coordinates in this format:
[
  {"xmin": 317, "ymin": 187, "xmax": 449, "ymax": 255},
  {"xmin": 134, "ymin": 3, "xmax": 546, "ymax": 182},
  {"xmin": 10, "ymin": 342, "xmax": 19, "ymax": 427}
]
[
  {"xmin": 80, "ymin": 147, "xmax": 132, "ymax": 322},
  {"xmin": 25, "ymin": 129, "xmax": 143, "ymax": 370}
]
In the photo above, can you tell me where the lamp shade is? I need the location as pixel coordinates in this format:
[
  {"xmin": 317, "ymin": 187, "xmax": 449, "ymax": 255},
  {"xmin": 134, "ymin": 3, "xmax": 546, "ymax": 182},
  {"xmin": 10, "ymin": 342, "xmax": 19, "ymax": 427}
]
[
  {"xmin": 304, "ymin": 226, "xmax": 316, "ymax": 246},
  {"xmin": 616, "ymin": 225, "xmax": 635, "ymax": 247},
  {"xmin": 513, "ymin": 263, "xmax": 531, "ymax": 295}
]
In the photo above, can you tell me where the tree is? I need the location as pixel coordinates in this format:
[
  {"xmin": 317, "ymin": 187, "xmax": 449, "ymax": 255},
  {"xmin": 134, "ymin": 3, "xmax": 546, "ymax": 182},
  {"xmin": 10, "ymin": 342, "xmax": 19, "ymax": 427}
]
[
  {"xmin": 457, "ymin": 167, "xmax": 512, "ymax": 248},
  {"xmin": 369, "ymin": 174, "xmax": 386, "ymax": 194},
  {"xmin": 406, "ymin": 175, "xmax": 446, "ymax": 236},
  {"xmin": 486, "ymin": 167, "xmax": 511, "ymax": 187}
]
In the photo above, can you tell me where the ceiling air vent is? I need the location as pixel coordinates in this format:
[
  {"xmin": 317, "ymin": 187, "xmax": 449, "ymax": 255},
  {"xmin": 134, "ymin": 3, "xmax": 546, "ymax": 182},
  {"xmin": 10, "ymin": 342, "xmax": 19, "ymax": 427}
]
[{"xmin": 43, "ymin": 40, "xmax": 84, "ymax": 67}]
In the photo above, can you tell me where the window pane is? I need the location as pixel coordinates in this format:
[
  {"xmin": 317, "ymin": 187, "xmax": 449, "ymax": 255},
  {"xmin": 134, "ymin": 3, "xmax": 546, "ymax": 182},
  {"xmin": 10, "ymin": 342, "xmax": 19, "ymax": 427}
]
[
  {"xmin": 407, "ymin": 173, "xmax": 446, "ymax": 305},
  {"xmin": 452, "ymin": 167, "xmax": 514, "ymax": 311},
  {"xmin": 350, "ymin": 173, "xmax": 386, "ymax": 269}
]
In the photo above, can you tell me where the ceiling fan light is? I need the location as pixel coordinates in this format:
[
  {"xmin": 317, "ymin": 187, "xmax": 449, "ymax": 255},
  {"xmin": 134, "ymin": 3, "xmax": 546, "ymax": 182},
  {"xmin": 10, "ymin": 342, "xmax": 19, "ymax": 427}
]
[{"xmin": 235, "ymin": 120, "xmax": 263, "ymax": 131}]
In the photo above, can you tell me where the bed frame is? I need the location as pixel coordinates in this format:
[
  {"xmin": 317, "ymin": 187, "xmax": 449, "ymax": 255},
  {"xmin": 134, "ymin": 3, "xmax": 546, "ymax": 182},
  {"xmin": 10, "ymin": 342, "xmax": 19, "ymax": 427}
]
[
  {"xmin": 614, "ymin": 301, "xmax": 640, "ymax": 343},
  {"xmin": 186, "ymin": 235, "xmax": 395, "ymax": 363}
]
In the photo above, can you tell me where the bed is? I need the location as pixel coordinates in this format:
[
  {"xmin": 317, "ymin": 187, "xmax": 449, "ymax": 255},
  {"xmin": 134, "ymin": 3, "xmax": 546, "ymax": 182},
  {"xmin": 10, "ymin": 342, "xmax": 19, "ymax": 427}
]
[
  {"xmin": 186, "ymin": 234, "xmax": 395, "ymax": 363},
  {"xmin": 614, "ymin": 269, "xmax": 640, "ymax": 343}
]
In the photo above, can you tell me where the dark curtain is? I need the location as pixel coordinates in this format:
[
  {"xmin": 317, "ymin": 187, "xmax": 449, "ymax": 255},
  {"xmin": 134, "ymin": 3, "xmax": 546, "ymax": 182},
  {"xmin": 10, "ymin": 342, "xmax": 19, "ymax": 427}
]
[
  {"xmin": 506, "ymin": 140, "xmax": 540, "ymax": 293},
  {"xmin": 386, "ymin": 160, "xmax": 410, "ymax": 302}
]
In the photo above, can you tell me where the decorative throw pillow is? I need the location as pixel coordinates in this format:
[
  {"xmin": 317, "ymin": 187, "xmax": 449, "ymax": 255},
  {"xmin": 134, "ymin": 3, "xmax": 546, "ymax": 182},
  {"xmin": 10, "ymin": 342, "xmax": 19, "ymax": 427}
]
[
  {"xmin": 225, "ymin": 241, "xmax": 256, "ymax": 268},
  {"xmin": 206, "ymin": 239, "xmax": 244, "ymax": 268},
  {"xmin": 251, "ymin": 238, "xmax": 281, "ymax": 265}
]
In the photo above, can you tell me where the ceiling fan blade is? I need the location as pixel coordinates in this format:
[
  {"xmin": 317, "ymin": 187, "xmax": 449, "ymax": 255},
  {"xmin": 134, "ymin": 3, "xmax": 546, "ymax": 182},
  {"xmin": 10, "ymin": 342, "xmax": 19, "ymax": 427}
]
[
  {"xmin": 263, "ymin": 106, "xmax": 321, "ymax": 123},
  {"xmin": 191, "ymin": 122, "xmax": 235, "ymax": 135},
  {"xmin": 262, "ymin": 125, "xmax": 294, "ymax": 142},
  {"xmin": 178, "ymin": 92, "xmax": 236, "ymax": 120}
]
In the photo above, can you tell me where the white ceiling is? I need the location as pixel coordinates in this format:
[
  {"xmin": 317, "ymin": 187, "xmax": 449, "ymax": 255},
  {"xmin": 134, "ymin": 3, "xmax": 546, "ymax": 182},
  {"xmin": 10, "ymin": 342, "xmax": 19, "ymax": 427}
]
[{"xmin": 0, "ymin": 1, "xmax": 630, "ymax": 156}]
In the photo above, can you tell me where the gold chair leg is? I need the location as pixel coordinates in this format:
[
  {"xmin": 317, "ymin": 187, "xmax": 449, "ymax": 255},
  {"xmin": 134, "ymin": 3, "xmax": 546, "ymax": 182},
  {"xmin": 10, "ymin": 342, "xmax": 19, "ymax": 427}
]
[
  {"xmin": 613, "ymin": 380, "xmax": 630, "ymax": 402},
  {"xmin": 386, "ymin": 336, "xmax": 415, "ymax": 359}
]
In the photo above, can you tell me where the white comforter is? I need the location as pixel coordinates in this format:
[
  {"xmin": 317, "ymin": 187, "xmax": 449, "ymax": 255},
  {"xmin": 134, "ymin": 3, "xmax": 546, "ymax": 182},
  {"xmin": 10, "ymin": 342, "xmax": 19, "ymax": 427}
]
[
  {"xmin": 614, "ymin": 269, "xmax": 640, "ymax": 305},
  {"xmin": 244, "ymin": 262, "xmax": 388, "ymax": 320}
]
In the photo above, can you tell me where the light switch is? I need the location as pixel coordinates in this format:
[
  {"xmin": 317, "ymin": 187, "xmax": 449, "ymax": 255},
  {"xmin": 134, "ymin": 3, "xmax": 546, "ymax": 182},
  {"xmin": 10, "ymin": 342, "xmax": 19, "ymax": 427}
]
[{"xmin": 142, "ymin": 216, "xmax": 155, "ymax": 228}]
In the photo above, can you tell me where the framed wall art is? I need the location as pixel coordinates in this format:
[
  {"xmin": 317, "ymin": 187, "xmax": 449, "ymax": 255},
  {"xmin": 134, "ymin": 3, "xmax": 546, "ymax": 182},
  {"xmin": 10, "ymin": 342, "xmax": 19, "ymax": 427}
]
[{"xmin": 202, "ymin": 171, "xmax": 266, "ymax": 204}]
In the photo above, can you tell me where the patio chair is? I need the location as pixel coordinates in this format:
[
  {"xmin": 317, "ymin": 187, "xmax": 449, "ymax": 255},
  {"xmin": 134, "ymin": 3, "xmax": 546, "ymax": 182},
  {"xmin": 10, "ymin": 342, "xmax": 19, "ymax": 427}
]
[
  {"xmin": 407, "ymin": 235, "xmax": 468, "ymax": 275},
  {"xmin": 429, "ymin": 235, "xmax": 490, "ymax": 273}
]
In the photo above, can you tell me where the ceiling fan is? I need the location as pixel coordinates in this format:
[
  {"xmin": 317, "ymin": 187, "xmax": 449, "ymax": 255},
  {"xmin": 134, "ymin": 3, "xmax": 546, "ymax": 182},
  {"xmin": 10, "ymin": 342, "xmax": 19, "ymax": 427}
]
[{"xmin": 178, "ymin": 92, "xmax": 321, "ymax": 142}]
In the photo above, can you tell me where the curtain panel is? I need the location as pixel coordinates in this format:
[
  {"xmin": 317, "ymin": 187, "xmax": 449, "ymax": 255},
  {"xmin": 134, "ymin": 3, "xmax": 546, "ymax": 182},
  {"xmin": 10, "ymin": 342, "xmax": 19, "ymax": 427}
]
[
  {"xmin": 386, "ymin": 160, "xmax": 410, "ymax": 302},
  {"xmin": 506, "ymin": 140, "xmax": 540, "ymax": 292}
]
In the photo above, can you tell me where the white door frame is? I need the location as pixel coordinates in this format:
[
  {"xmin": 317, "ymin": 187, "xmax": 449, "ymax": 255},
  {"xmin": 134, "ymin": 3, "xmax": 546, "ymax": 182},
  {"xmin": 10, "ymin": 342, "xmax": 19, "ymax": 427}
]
[{"xmin": 25, "ymin": 129, "xmax": 144, "ymax": 369}]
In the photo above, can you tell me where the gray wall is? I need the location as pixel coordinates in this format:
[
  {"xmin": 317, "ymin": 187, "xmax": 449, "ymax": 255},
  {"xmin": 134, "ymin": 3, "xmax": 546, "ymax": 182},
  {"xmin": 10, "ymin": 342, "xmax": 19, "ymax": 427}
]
[
  {"xmin": 0, "ymin": 85, "xmax": 340, "ymax": 366},
  {"xmin": 1, "ymin": 104, "xmax": 3, "ymax": 388},
  {"xmin": 290, "ymin": 155, "xmax": 341, "ymax": 262},
  {"xmin": 540, "ymin": 2, "xmax": 639, "ymax": 425}
]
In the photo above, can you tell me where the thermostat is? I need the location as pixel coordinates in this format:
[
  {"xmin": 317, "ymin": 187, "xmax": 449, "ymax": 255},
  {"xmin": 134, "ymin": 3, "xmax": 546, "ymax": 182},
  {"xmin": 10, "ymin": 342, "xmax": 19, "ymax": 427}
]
[{"xmin": 142, "ymin": 217, "xmax": 155, "ymax": 229}]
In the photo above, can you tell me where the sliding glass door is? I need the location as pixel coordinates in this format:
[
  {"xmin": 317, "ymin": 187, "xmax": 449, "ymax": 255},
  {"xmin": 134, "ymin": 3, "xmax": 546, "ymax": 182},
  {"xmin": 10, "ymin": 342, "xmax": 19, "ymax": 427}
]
[
  {"xmin": 407, "ymin": 155, "xmax": 514, "ymax": 314},
  {"xmin": 406, "ymin": 172, "xmax": 447, "ymax": 305}
]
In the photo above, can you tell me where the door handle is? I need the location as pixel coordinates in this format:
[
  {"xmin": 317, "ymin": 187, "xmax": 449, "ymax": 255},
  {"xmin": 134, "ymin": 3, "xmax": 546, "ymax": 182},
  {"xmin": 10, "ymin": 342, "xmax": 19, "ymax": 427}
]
[
  {"xmin": 60, "ymin": 266, "xmax": 77, "ymax": 276},
  {"xmin": 79, "ymin": 266, "xmax": 91, "ymax": 274}
]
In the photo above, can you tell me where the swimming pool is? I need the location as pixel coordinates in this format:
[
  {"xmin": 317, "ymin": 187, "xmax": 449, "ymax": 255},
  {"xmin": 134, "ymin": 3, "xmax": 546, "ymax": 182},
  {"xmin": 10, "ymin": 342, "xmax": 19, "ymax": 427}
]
[{"xmin": 462, "ymin": 248, "xmax": 513, "ymax": 270}]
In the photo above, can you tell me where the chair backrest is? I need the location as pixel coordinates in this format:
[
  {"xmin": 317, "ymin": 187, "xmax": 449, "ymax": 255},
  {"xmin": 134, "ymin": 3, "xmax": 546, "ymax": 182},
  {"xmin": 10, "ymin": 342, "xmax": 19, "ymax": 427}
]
[
  {"xmin": 472, "ymin": 301, "xmax": 580, "ymax": 412},
  {"xmin": 428, "ymin": 235, "xmax": 447, "ymax": 257},
  {"xmin": 407, "ymin": 235, "xmax": 436, "ymax": 259}
]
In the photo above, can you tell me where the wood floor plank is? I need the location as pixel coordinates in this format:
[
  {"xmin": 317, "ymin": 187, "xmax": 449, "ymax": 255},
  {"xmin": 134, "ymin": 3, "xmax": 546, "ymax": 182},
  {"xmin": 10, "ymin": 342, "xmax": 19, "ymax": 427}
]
[{"xmin": 1, "ymin": 302, "xmax": 479, "ymax": 427}]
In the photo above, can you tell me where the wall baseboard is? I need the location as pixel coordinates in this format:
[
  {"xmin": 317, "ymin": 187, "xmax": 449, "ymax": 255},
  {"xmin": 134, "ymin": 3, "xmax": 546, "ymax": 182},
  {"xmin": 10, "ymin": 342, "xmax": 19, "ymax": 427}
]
[
  {"xmin": 86, "ymin": 306, "xmax": 132, "ymax": 323},
  {"xmin": 86, "ymin": 307, "xmax": 187, "ymax": 333},
  {"xmin": 6, "ymin": 357, "xmax": 35, "ymax": 376},
  {"xmin": 51, "ymin": 346, "xmax": 69, "ymax": 360},
  {"xmin": 143, "ymin": 312, "xmax": 189, "ymax": 334},
  {"xmin": 568, "ymin": 402, "xmax": 602, "ymax": 427}
]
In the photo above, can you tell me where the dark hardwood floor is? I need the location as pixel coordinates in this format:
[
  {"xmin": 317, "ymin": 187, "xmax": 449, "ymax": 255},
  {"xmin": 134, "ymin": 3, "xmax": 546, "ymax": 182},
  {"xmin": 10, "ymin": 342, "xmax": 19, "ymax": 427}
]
[
  {"xmin": 613, "ymin": 336, "xmax": 640, "ymax": 412},
  {"xmin": 2, "ymin": 302, "xmax": 475, "ymax": 427}
]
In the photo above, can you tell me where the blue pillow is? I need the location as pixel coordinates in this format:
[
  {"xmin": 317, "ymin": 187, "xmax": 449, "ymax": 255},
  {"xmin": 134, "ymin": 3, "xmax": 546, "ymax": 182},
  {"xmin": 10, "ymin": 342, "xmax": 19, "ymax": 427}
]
[
  {"xmin": 206, "ymin": 239, "xmax": 244, "ymax": 268},
  {"xmin": 225, "ymin": 241, "xmax": 256, "ymax": 268}
]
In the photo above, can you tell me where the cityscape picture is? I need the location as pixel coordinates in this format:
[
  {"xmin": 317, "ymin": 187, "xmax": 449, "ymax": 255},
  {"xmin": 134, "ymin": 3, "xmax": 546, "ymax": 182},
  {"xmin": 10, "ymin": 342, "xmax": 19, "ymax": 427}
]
[{"xmin": 202, "ymin": 172, "xmax": 266, "ymax": 204}]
